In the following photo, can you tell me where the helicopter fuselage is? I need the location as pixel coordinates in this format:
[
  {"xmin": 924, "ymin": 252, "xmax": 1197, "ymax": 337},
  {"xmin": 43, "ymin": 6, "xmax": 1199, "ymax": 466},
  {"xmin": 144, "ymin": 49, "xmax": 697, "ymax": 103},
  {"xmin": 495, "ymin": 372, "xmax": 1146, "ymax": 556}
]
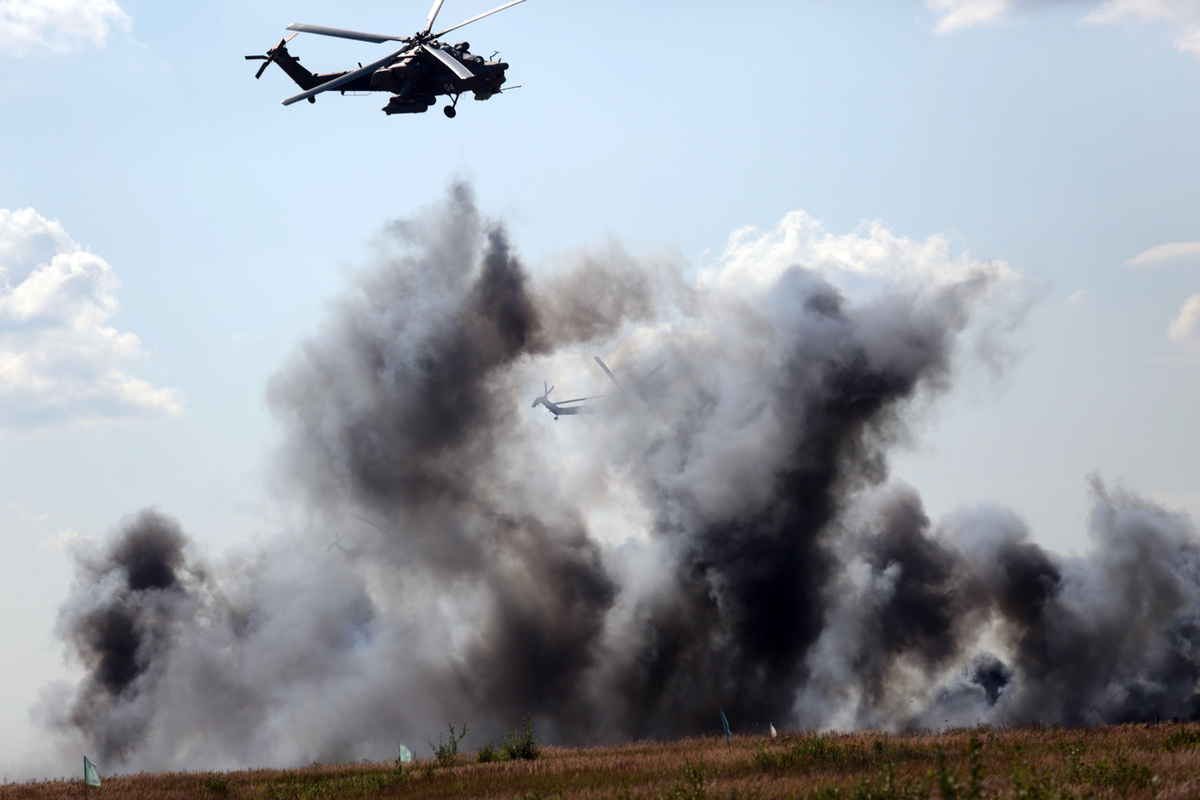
[
  {"xmin": 272, "ymin": 41, "xmax": 508, "ymax": 115},
  {"xmin": 249, "ymin": 0, "xmax": 527, "ymax": 118}
]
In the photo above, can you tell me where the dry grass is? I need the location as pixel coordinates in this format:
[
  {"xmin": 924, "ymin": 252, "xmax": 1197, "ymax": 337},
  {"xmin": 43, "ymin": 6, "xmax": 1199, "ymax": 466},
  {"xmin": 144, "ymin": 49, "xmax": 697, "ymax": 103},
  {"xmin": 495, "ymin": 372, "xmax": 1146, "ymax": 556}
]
[{"xmin": 7, "ymin": 723, "xmax": 1200, "ymax": 799}]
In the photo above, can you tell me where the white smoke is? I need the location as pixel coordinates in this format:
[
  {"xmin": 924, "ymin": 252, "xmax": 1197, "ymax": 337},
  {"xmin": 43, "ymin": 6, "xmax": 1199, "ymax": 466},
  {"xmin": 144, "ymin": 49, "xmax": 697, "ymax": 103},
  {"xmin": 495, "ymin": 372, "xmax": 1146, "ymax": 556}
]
[{"xmin": 36, "ymin": 187, "xmax": 1200, "ymax": 777}]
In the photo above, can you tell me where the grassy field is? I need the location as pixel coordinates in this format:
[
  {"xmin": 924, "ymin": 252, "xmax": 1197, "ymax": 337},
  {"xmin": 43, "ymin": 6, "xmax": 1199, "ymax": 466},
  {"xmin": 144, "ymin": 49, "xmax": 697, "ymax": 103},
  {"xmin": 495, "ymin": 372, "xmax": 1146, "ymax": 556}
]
[{"xmin": 6, "ymin": 724, "xmax": 1200, "ymax": 799}]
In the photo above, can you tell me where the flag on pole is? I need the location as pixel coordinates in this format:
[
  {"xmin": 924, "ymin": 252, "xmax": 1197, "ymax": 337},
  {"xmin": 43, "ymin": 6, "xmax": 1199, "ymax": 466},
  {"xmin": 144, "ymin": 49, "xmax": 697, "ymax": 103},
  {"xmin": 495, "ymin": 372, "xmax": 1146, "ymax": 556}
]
[
  {"xmin": 397, "ymin": 743, "xmax": 413, "ymax": 764},
  {"xmin": 83, "ymin": 757, "xmax": 101, "ymax": 787},
  {"xmin": 719, "ymin": 707, "xmax": 731, "ymax": 747}
]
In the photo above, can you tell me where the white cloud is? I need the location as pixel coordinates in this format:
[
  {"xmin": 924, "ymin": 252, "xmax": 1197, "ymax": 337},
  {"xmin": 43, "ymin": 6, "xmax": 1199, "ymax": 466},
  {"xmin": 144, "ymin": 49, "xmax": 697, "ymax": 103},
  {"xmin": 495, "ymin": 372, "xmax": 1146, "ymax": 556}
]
[
  {"xmin": 706, "ymin": 210, "xmax": 1020, "ymax": 298},
  {"xmin": 1065, "ymin": 289, "xmax": 1089, "ymax": 306},
  {"xmin": 0, "ymin": 208, "xmax": 183, "ymax": 431},
  {"xmin": 1167, "ymin": 294, "xmax": 1200, "ymax": 354},
  {"xmin": 1127, "ymin": 242, "xmax": 1200, "ymax": 266},
  {"xmin": 928, "ymin": 0, "xmax": 1031, "ymax": 33},
  {"xmin": 928, "ymin": 0, "xmax": 1200, "ymax": 56},
  {"xmin": 0, "ymin": 0, "xmax": 130, "ymax": 56},
  {"xmin": 1086, "ymin": 0, "xmax": 1200, "ymax": 56}
]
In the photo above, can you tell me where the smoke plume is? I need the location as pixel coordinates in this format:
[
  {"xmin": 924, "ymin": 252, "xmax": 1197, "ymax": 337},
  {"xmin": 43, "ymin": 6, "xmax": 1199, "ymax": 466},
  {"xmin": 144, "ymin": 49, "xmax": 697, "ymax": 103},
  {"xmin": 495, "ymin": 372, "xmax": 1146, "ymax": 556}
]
[{"xmin": 45, "ymin": 183, "xmax": 1200, "ymax": 770}]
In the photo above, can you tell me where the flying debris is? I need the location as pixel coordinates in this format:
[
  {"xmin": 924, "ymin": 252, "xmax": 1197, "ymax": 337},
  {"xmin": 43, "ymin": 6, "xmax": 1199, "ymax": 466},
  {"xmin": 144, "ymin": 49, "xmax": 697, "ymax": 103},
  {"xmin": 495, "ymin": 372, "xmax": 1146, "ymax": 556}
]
[
  {"xmin": 246, "ymin": 0, "xmax": 528, "ymax": 117},
  {"xmin": 531, "ymin": 356, "xmax": 621, "ymax": 419}
]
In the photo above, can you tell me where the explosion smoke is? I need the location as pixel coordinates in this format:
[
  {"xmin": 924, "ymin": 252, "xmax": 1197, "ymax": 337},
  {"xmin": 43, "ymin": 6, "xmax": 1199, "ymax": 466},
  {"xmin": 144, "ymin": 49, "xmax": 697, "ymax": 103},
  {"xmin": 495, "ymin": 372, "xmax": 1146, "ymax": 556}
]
[{"xmin": 45, "ymin": 184, "xmax": 1200, "ymax": 770}]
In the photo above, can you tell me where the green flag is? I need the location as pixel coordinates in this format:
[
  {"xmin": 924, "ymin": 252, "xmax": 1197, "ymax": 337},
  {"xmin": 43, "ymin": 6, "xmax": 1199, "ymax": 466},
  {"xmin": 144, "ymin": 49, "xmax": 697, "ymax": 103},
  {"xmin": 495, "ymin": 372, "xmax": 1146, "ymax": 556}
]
[
  {"xmin": 397, "ymin": 743, "xmax": 413, "ymax": 764},
  {"xmin": 83, "ymin": 756, "xmax": 101, "ymax": 787}
]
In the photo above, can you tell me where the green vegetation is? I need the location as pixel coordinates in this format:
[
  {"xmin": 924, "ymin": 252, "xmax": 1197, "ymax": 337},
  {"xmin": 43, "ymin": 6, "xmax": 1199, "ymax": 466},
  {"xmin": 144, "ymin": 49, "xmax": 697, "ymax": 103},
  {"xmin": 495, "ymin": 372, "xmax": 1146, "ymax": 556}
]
[
  {"xmin": 3, "ymin": 722, "xmax": 1193, "ymax": 799},
  {"xmin": 429, "ymin": 721, "xmax": 469, "ymax": 768},
  {"xmin": 1162, "ymin": 724, "xmax": 1200, "ymax": 751},
  {"xmin": 202, "ymin": 773, "xmax": 229, "ymax": 795},
  {"xmin": 503, "ymin": 713, "xmax": 542, "ymax": 761},
  {"xmin": 476, "ymin": 742, "xmax": 503, "ymax": 763}
]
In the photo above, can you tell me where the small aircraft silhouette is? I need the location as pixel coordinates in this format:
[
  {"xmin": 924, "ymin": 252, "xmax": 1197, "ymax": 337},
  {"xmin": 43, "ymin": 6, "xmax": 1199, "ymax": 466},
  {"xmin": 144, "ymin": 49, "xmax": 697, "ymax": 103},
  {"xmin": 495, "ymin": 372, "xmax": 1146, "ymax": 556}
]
[
  {"xmin": 246, "ymin": 0, "xmax": 527, "ymax": 117},
  {"xmin": 532, "ymin": 356, "xmax": 622, "ymax": 420}
]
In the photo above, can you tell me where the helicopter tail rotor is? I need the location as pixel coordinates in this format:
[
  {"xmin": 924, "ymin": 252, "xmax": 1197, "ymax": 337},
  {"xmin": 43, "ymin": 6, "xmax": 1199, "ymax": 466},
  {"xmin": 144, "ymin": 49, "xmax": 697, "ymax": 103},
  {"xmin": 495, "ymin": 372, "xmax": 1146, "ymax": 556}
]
[
  {"xmin": 245, "ymin": 33, "xmax": 298, "ymax": 79},
  {"xmin": 532, "ymin": 382, "xmax": 555, "ymax": 407}
]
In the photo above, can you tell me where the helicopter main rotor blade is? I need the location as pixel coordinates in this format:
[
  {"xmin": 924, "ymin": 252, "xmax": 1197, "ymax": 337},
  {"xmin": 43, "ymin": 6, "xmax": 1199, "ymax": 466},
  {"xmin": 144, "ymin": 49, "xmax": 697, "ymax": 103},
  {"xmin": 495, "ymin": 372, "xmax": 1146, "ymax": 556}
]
[
  {"xmin": 432, "ymin": 0, "xmax": 528, "ymax": 39},
  {"xmin": 423, "ymin": 43, "xmax": 474, "ymax": 80},
  {"xmin": 286, "ymin": 23, "xmax": 407, "ymax": 44},
  {"xmin": 423, "ymin": 0, "xmax": 447, "ymax": 35},
  {"xmin": 557, "ymin": 395, "xmax": 609, "ymax": 405},
  {"xmin": 281, "ymin": 43, "xmax": 414, "ymax": 106},
  {"xmin": 594, "ymin": 356, "xmax": 621, "ymax": 390}
]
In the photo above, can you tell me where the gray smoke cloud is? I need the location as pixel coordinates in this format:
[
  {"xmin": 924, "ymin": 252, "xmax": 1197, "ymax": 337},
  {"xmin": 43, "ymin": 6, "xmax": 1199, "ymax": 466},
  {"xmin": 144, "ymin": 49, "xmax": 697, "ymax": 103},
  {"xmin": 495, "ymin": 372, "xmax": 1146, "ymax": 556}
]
[{"xmin": 42, "ymin": 183, "xmax": 1200, "ymax": 771}]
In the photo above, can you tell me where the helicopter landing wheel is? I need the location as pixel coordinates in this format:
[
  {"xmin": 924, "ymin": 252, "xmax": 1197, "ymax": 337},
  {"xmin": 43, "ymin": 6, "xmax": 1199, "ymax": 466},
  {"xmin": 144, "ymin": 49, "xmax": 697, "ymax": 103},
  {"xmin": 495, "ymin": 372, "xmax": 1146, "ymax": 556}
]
[
  {"xmin": 308, "ymin": 96, "xmax": 316, "ymax": 104},
  {"xmin": 444, "ymin": 105, "xmax": 457, "ymax": 118}
]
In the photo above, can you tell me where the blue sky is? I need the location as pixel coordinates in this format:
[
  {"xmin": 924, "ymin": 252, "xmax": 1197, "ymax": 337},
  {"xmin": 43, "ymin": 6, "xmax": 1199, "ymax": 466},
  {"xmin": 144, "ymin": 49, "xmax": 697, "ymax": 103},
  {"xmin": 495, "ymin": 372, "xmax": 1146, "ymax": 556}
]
[{"xmin": 1, "ymin": 0, "xmax": 1199, "ymax": 775}]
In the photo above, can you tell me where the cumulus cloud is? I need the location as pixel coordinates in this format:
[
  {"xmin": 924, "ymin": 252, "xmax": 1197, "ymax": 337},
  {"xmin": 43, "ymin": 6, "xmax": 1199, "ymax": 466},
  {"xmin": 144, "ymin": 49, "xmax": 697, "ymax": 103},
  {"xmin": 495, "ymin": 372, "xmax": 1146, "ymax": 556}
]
[
  {"xmin": 928, "ymin": 0, "xmax": 1200, "ymax": 56},
  {"xmin": 1086, "ymin": 0, "xmax": 1200, "ymax": 56},
  {"xmin": 1127, "ymin": 241, "xmax": 1200, "ymax": 267},
  {"xmin": 928, "ymin": 0, "xmax": 1045, "ymax": 33},
  {"xmin": 0, "ymin": 208, "xmax": 183, "ymax": 431},
  {"xmin": 0, "ymin": 0, "xmax": 130, "ymax": 56},
  {"xmin": 1167, "ymin": 294, "xmax": 1200, "ymax": 354}
]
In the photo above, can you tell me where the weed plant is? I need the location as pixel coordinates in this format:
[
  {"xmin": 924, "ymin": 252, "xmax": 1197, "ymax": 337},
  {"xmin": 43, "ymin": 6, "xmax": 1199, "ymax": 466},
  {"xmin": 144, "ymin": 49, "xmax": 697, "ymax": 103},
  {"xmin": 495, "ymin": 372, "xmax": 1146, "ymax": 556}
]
[
  {"xmin": 504, "ymin": 713, "xmax": 541, "ymax": 761},
  {"xmin": 429, "ymin": 722, "xmax": 468, "ymax": 768},
  {"xmin": 477, "ymin": 742, "xmax": 504, "ymax": 763}
]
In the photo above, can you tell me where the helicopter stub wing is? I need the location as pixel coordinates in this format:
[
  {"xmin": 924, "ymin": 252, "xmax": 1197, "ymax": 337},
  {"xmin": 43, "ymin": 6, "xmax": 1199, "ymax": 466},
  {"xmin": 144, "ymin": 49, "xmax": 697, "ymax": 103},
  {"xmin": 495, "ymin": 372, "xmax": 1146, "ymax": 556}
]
[
  {"xmin": 423, "ymin": 43, "xmax": 475, "ymax": 80},
  {"xmin": 286, "ymin": 23, "xmax": 408, "ymax": 44}
]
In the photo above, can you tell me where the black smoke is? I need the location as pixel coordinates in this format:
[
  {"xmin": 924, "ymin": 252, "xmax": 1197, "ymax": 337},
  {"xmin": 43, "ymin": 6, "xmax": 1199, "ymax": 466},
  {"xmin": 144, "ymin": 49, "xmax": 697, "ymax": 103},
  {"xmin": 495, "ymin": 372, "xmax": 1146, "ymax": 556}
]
[
  {"xmin": 52, "ymin": 510, "xmax": 199, "ymax": 761},
  {"xmin": 45, "ymin": 184, "xmax": 1200, "ymax": 770}
]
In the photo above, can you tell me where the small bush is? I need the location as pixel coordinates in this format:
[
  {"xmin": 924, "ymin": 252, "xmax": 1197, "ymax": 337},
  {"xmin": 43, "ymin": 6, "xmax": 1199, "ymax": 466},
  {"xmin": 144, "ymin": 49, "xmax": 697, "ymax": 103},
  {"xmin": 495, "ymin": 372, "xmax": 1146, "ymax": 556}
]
[
  {"xmin": 477, "ymin": 742, "xmax": 504, "ymax": 763},
  {"xmin": 934, "ymin": 735, "xmax": 985, "ymax": 800},
  {"xmin": 1163, "ymin": 726, "xmax": 1200, "ymax": 752},
  {"xmin": 504, "ymin": 714, "xmax": 541, "ymax": 761},
  {"xmin": 1009, "ymin": 758, "xmax": 1054, "ymax": 800},
  {"xmin": 664, "ymin": 758, "xmax": 707, "ymax": 800},
  {"xmin": 202, "ymin": 773, "xmax": 229, "ymax": 795},
  {"xmin": 1080, "ymin": 754, "xmax": 1154, "ymax": 790},
  {"xmin": 430, "ymin": 722, "xmax": 468, "ymax": 768}
]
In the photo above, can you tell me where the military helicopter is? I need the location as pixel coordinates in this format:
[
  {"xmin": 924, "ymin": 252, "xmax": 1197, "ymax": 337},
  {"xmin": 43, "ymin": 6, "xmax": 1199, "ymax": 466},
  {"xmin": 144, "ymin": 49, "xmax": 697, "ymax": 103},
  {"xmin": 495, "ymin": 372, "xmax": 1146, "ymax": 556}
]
[
  {"xmin": 532, "ymin": 357, "xmax": 621, "ymax": 420},
  {"xmin": 246, "ymin": 0, "xmax": 527, "ymax": 117}
]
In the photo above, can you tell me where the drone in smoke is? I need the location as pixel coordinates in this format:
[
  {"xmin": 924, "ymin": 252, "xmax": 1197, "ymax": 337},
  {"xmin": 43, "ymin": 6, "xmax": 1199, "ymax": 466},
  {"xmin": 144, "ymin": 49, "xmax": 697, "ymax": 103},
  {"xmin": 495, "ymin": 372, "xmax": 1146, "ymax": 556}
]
[
  {"xmin": 246, "ymin": 0, "xmax": 527, "ymax": 117},
  {"xmin": 532, "ymin": 356, "xmax": 623, "ymax": 420}
]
